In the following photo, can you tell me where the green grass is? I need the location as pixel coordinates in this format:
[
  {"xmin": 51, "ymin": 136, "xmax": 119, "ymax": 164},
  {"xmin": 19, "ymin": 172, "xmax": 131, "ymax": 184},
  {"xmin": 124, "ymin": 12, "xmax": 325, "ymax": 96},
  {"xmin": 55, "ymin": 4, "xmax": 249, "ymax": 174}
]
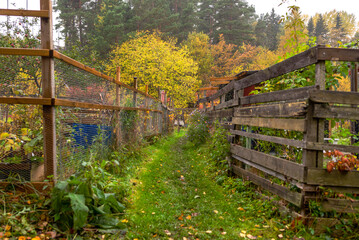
[{"xmin": 120, "ymin": 131, "xmax": 305, "ymax": 239}]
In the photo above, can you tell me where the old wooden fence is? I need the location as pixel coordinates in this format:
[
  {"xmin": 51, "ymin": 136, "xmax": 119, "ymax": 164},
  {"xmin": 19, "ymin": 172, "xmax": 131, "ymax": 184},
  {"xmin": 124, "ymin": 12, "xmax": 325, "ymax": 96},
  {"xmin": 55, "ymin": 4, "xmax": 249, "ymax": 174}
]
[
  {"xmin": 0, "ymin": 0, "xmax": 171, "ymax": 184},
  {"xmin": 198, "ymin": 45, "xmax": 359, "ymax": 216}
]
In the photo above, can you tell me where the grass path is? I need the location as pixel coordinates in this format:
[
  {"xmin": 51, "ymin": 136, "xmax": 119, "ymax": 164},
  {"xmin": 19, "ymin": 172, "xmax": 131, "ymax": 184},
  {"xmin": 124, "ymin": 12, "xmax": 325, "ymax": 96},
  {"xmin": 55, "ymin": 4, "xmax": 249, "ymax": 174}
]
[{"xmin": 123, "ymin": 131, "xmax": 300, "ymax": 239}]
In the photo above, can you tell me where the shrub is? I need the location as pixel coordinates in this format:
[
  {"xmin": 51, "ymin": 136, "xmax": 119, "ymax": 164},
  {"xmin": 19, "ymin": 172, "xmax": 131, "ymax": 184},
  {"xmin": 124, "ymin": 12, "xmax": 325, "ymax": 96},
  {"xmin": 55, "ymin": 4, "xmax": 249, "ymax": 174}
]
[{"xmin": 186, "ymin": 111, "xmax": 209, "ymax": 146}]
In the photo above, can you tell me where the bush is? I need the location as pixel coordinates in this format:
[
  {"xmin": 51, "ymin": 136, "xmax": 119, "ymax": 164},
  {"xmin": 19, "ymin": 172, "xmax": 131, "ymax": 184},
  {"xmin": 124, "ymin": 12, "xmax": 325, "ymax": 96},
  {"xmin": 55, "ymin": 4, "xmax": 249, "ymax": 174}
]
[
  {"xmin": 186, "ymin": 111, "xmax": 209, "ymax": 146},
  {"xmin": 208, "ymin": 121, "xmax": 230, "ymax": 165}
]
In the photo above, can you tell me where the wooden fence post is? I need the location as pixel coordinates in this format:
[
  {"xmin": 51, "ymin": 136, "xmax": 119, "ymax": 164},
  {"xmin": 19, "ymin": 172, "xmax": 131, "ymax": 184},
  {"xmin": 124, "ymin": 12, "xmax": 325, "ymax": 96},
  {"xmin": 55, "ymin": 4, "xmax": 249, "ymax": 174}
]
[
  {"xmin": 144, "ymin": 85, "xmax": 149, "ymax": 134},
  {"xmin": 301, "ymin": 60, "xmax": 326, "ymax": 214},
  {"xmin": 133, "ymin": 77, "xmax": 137, "ymax": 107},
  {"xmin": 115, "ymin": 67, "xmax": 121, "ymax": 148},
  {"xmin": 41, "ymin": 0, "xmax": 56, "ymax": 180},
  {"xmin": 351, "ymin": 63, "xmax": 358, "ymax": 145}
]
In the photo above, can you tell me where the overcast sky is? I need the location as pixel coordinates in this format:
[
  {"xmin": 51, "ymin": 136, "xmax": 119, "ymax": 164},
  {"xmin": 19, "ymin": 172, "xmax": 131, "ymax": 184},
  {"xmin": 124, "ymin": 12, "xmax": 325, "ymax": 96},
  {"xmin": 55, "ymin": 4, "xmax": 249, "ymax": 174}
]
[{"xmin": 246, "ymin": 0, "xmax": 359, "ymax": 22}]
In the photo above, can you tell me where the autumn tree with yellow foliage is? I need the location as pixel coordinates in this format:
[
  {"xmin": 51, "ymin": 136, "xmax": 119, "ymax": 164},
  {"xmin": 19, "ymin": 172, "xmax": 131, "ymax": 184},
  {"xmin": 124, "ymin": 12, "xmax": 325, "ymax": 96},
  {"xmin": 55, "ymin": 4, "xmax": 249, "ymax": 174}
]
[{"xmin": 106, "ymin": 31, "xmax": 200, "ymax": 108}]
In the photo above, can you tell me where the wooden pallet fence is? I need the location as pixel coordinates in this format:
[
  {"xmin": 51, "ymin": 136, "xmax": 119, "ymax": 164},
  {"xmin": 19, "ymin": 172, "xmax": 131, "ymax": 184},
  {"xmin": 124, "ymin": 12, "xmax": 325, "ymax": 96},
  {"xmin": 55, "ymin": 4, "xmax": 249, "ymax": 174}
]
[{"xmin": 198, "ymin": 46, "xmax": 359, "ymax": 216}]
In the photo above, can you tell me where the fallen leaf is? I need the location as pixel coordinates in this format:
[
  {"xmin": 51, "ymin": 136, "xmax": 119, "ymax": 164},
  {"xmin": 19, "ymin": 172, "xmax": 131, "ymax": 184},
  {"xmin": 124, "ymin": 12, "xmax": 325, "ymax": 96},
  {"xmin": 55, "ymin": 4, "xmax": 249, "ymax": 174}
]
[
  {"xmin": 178, "ymin": 214, "xmax": 184, "ymax": 221},
  {"xmin": 238, "ymin": 207, "xmax": 245, "ymax": 211},
  {"xmin": 278, "ymin": 234, "xmax": 283, "ymax": 238},
  {"xmin": 121, "ymin": 219, "xmax": 128, "ymax": 223},
  {"xmin": 164, "ymin": 230, "xmax": 171, "ymax": 236},
  {"xmin": 205, "ymin": 230, "xmax": 212, "ymax": 234},
  {"xmin": 221, "ymin": 232, "xmax": 227, "ymax": 235},
  {"xmin": 203, "ymin": 192, "xmax": 206, "ymax": 195},
  {"xmin": 152, "ymin": 212, "xmax": 155, "ymax": 215},
  {"xmin": 186, "ymin": 215, "xmax": 191, "ymax": 220},
  {"xmin": 247, "ymin": 234, "xmax": 257, "ymax": 239},
  {"xmin": 213, "ymin": 210, "xmax": 218, "ymax": 214},
  {"xmin": 240, "ymin": 233, "xmax": 246, "ymax": 237}
]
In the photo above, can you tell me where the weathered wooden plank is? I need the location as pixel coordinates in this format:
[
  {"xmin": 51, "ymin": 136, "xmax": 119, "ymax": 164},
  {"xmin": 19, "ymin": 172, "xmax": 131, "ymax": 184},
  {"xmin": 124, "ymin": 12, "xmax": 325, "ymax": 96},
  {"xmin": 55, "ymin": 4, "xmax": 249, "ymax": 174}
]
[
  {"xmin": 306, "ymin": 168, "xmax": 359, "ymax": 187},
  {"xmin": 214, "ymin": 99, "xmax": 239, "ymax": 110},
  {"xmin": 235, "ymin": 46, "xmax": 318, "ymax": 90},
  {"xmin": 232, "ymin": 117, "xmax": 306, "ymax": 132},
  {"xmin": 230, "ymin": 130, "xmax": 306, "ymax": 148},
  {"xmin": 0, "ymin": 9, "xmax": 49, "ymax": 18},
  {"xmin": 210, "ymin": 76, "xmax": 238, "ymax": 81},
  {"xmin": 206, "ymin": 108, "xmax": 233, "ymax": 118},
  {"xmin": 314, "ymin": 104, "xmax": 359, "ymax": 120},
  {"xmin": 231, "ymin": 165, "xmax": 303, "ymax": 206},
  {"xmin": 232, "ymin": 155, "xmax": 300, "ymax": 184},
  {"xmin": 54, "ymin": 99, "xmax": 162, "ymax": 112},
  {"xmin": 306, "ymin": 142, "xmax": 359, "ymax": 154},
  {"xmin": 211, "ymin": 81, "xmax": 231, "ymax": 86},
  {"xmin": 198, "ymin": 87, "xmax": 219, "ymax": 91},
  {"xmin": 231, "ymin": 144, "xmax": 305, "ymax": 181},
  {"xmin": 240, "ymin": 86, "xmax": 314, "ymax": 105},
  {"xmin": 317, "ymin": 47, "xmax": 359, "ymax": 62},
  {"xmin": 0, "ymin": 47, "xmax": 50, "ymax": 56},
  {"xmin": 234, "ymin": 101, "xmax": 307, "ymax": 118},
  {"xmin": 305, "ymin": 197, "xmax": 359, "ymax": 213},
  {"xmin": 207, "ymin": 81, "xmax": 235, "ymax": 102},
  {"xmin": 221, "ymin": 124, "xmax": 234, "ymax": 130},
  {"xmin": 310, "ymin": 90, "xmax": 359, "ymax": 105},
  {"xmin": 0, "ymin": 97, "xmax": 52, "ymax": 105}
]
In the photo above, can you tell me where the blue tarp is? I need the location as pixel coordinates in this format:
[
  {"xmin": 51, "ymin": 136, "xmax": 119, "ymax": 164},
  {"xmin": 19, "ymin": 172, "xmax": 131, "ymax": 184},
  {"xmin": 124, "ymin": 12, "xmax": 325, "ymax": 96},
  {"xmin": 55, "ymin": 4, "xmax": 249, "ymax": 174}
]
[{"xmin": 71, "ymin": 124, "xmax": 113, "ymax": 148}]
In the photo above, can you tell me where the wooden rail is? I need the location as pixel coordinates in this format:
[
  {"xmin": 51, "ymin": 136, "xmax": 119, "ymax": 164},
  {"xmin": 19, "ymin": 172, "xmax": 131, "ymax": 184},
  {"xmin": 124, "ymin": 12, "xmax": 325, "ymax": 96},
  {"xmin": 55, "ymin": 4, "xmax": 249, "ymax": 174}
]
[{"xmin": 0, "ymin": 9, "xmax": 49, "ymax": 18}]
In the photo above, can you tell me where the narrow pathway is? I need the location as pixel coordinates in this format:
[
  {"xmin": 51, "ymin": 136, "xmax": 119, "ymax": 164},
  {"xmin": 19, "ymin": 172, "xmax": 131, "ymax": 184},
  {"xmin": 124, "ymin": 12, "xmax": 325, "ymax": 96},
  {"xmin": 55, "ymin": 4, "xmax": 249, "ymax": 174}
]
[{"xmin": 123, "ymin": 131, "xmax": 292, "ymax": 239}]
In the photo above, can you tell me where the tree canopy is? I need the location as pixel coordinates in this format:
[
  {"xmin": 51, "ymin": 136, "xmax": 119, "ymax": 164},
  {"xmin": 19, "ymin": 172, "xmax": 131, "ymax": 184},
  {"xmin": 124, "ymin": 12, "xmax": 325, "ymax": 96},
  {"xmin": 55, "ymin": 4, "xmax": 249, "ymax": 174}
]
[{"xmin": 106, "ymin": 31, "xmax": 200, "ymax": 107}]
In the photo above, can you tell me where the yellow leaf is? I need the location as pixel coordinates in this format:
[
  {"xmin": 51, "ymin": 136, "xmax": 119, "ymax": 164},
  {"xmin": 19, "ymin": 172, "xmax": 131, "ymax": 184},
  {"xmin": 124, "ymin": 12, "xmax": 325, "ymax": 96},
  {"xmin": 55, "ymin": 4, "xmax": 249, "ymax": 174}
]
[
  {"xmin": 0, "ymin": 132, "xmax": 9, "ymax": 140},
  {"xmin": 186, "ymin": 215, "xmax": 191, "ymax": 220},
  {"xmin": 205, "ymin": 230, "xmax": 212, "ymax": 234},
  {"xmin": 121, "ymin": 219, "xmax": 128, "ymax": 223},
  {"xmin": 5, "ymin": 225, "xmax": 11, "ymax": 231},
  {"xmin": 213, "ymin": 210, "xmax": 218, "ymax": 214}
]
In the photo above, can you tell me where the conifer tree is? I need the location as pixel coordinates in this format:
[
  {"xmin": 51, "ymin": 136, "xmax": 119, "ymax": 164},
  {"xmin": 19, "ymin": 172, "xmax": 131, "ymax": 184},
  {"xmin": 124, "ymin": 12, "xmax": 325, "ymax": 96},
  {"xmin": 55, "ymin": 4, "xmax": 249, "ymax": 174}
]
[{"xmin": 315, "ymin": 14, "xmax": 329, "ymax": 44}]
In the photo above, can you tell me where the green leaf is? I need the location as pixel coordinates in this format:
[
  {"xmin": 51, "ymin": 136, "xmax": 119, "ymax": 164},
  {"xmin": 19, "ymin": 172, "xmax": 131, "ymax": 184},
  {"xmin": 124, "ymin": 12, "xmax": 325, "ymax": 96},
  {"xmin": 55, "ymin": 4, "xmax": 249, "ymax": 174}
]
[
  {"xmin": 21, "ymin": 136, "xmax": 31, "ymax": 141},
  {"xmin": 104, "ymin": 194, "xmax": 125, "ymax": 213},
  {"xmin": 68, "ymin": 193, "xmax": 89, "ymax": 230}
]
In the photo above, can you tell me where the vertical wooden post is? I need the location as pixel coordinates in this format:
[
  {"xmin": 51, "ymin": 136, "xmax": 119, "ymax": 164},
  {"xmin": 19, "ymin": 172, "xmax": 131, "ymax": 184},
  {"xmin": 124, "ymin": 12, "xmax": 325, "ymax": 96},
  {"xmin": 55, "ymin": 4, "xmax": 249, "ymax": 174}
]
[
  {"xmin": 41, "ymin": 0, "xmax": 56, "ymax": 180},
  {"xmin": 144, "ymin": 85, "xmax": 149, "ymax": 133},
  {"xmin": 115, "ymin": 67, "xmax": 121, "ymax": 148},
  {"xmin": 133, "ymin": 77, "xmax": 137, "ymax": 107},
  {"xmin": 164, "ymin": 91, "xmax": 168, "ymax": 133},
  {"xmin": 351, "ymin": 63, "xmax": 358, "ymax": 145},
  {"xmin": 301, "ymin": 60, "xmax": 326, "ymax": 215}
]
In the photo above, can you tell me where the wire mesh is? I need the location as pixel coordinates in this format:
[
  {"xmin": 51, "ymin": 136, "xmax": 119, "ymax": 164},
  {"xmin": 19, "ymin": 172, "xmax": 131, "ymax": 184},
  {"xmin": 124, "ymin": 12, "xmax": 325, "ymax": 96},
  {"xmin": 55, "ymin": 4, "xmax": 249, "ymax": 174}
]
[
  {"xmin": 0, "ymin": 104, "xmax": 43, "ymax": 181},
  {"xmin": 55, "ymin": 59, "xmax": 116, "ymax": 105},
  {"xmin": 0, "ymin": 55, "xmax": 42, "ymax": 97}
]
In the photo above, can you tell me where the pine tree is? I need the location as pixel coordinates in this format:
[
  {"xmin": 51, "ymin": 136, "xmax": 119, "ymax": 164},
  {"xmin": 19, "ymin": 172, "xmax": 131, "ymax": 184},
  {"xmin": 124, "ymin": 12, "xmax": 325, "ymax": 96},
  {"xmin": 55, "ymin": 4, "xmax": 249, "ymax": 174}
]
[
  {"xmin": 214, "ymin": 0, "xmax": 256, "ymax": 45},
  {"xmin": 315, "ymin": 14, "xmax": 329, "ymax": 44},
  {"xmin": 254, "ymin": 15, "xmax": 267, "ymax": 47},
  {"xmin": 254, "ymin": 9, "xmax": 281, "ymax": 51},
  {"xmin": 197, "ymin": 0, "xmax": 217, "ymax": 42},
  {"xmin": 265, "ymin": 8, "xmax": 281, "ymax": 51},
  {"xmin": 307, "ymin": 17, "xmax": 314, "ymax": 37},
  {"xmin": 331, "ymin": 13, "xmax": 346, "ymax": 46}
]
